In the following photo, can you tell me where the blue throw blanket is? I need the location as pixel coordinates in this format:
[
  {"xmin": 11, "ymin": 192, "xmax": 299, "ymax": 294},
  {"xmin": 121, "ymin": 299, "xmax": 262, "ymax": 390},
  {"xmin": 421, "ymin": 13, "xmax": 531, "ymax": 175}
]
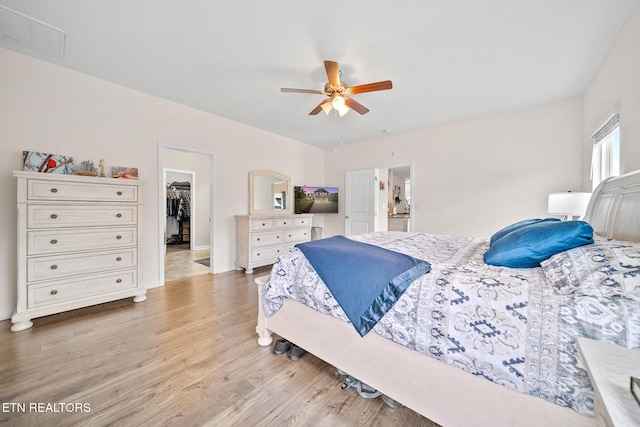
[{"xmin": 296, "ymin": 236, "xmax": 431, "ymax": 336}]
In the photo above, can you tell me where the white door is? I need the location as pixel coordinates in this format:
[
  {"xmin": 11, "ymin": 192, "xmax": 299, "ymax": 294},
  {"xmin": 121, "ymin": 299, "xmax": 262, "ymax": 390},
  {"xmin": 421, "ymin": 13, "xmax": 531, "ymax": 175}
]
[{"xmin": 345, "ymin": 169, "xmax": 377, "ymax": 236}]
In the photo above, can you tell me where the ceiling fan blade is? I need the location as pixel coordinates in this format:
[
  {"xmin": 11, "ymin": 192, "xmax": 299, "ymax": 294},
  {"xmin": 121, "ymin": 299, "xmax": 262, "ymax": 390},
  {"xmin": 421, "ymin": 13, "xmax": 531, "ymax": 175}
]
[
  {"xmin": 346, "ymin": 80, "xmax": 393, "ymax": 95},
  {"xmin": 344, "ymin": 97, "xmax": 369, "ymax": 115},
  {"xmin": 281, "ymin": 88, "xmax": 325, "ymax": 94},
  {"xmin": 309, "ymin": 99, "xmax": 331, "ymax": 115},
  {"xmin": 324, "ymin": 61, "xmax": 340, "ymax": 87}
]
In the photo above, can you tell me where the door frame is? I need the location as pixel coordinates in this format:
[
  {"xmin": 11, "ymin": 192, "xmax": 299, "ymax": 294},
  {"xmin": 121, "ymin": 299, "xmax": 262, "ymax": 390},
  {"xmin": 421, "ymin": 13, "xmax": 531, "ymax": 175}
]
[
  {"xmin": 157, "ymin": 142, "xmax": 216, "ymax": 285},
  {"xmin": 382, "ymin": 162, "xmax": 414, "ymax": 232}
]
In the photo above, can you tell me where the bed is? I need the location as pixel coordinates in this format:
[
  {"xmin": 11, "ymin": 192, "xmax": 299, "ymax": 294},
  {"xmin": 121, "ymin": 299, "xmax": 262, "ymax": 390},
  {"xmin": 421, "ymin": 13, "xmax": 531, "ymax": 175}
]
[{"xmin": 255, "ymin": 169, "xmax": 640, "ymax": 427}]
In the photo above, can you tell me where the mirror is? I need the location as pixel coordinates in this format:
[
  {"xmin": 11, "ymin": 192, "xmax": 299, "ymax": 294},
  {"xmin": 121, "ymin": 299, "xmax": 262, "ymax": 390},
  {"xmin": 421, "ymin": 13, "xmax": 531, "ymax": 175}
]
[{"xmin": 249, "ymin": 170, "xmax": 293, "ymax": 215}]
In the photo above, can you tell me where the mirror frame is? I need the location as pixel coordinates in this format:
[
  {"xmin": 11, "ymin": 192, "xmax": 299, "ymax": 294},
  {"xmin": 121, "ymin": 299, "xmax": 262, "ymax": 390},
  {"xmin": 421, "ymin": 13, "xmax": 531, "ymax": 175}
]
[{"xmin": 249, "ymin": 169, "xmax": 293, "ymax": 215}]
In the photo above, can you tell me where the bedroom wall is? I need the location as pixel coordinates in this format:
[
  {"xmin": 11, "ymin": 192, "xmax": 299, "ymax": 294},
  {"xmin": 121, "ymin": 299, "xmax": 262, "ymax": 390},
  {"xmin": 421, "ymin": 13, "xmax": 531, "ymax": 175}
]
[
  {"xmin": 0, "ymin": 47, "xmax": 325, "ymax": 321},
  {"xmin": 582, "ymin": 2, "xmax": 640, "ymax": 184},
  {"xmin": 323, "ymin": 97, "xmax": 584, "ymax": 239}
]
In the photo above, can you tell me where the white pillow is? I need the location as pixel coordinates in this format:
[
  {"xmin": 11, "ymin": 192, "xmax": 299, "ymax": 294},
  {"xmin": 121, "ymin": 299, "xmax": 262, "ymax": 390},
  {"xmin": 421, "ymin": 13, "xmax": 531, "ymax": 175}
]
[{"xmin": 540, "ymin": 239, "xmax": 640, "ymax": 301}]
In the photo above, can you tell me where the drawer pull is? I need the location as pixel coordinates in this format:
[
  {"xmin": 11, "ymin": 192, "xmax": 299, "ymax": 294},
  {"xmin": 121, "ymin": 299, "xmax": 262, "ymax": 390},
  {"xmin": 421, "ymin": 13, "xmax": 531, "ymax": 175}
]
[
  {"xmin": 50, "ymin": 239, "xmax": 58, "ymax": 244},
  {"xmin": 116, "ymin": 235, "xmax": 122, "ymax": 240},
  {"xmin": 50, "ymin": 188, "xmax": 58, "ymax": 193},
  {"xmin": 50, "ymin": 290, "xmax": 58, "ymax": 295},
  {"xmin": 116, "ymin": 257, "xmax": 122, "ymax": 261},
  {"xmin": 116, "ymin": 213, "xmax": 122, "ymax": 218},
  {"xmin": 117, "ymin": 191, "xmax": 123, "ymax": 196},
  {"xmin": 262, "ymin": 223, "xmax": 266, "ymax": 226},
  {"xmin": 50, "ymin": 214, "xmax": 58, "ymax": 219},
  {"xmin": 257, "ymin": 238, "xmax": 260, "ymax": 241},
  {"xmin": 256, "ymin": 252, "xmax": 260, "ymax": 256},
  {"xmin": 283, "ymin": 221, "xmax": 287, "ymax": 225},
  {"xmin": 50, "ymin": 265, "xmax": 58, "ymax": 270},
  {"xmin": 277, "ymin": 235, "xmax": 280, "ymax": 239},
  {"xmin": 116, "ymin": 278, "xmax": 122, "ymax": 284}
]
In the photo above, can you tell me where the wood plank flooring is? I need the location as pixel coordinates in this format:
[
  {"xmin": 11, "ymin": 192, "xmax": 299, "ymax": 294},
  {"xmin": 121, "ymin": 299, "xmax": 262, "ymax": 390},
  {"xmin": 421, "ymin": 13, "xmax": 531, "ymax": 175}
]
[{"xmin": 0, "ymin": 268, "xmax": 439, "ymax": 427}]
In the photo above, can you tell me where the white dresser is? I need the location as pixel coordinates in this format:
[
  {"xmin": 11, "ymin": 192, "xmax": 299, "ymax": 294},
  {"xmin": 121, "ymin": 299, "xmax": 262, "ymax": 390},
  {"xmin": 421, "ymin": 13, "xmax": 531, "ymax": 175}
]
[
  {"xmin": 11, "ymin": 171, "xmax": 146, "ymax": 332},
  {"xmin": 236, "ymin": 214, "xmax": 312, "ymax": 273}
]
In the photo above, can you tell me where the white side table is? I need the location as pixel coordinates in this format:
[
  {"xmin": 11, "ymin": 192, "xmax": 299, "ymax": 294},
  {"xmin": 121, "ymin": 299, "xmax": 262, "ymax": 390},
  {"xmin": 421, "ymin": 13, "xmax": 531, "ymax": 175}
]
[{"xmin": 577, "ymin": 337, "xmax": 640, "ymax": 426}]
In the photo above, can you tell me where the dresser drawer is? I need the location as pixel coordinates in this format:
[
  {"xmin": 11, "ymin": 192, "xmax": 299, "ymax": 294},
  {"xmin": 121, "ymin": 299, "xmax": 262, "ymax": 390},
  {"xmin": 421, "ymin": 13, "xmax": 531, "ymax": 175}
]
[
  {"xmin": 251, "ymin": 245, "xmax": 283, "ymax": 262},
  {"xmin": 27, "ymin": 205, "xmax": 138, "ymax": 228},
  {"xmin": 27, "ymin": 227, "xmax": 138, "ymax": 255},
  {"xmin": 27, "ymin": 269, "xmax": 137, "ymax": 308},
  {"xmin": 275, "ymin": 218, "xmax": 294, "ymax": 228},
  {"xmin": 294, "ymin": 217, "xmax": 311, "ymax": 227},
  {"xmin": 251, "ymin": 219, "xmax": 274, "ymax": 230},
  {"xmin": 252, "ymin": 231, "xmax": 283, "ymax": 246},
  {"xmin": 27, "ymin": 248, "xmax": 137, "ymax": 282},
  {"xmin": 284, "ymin": 228, "xmax": 310, "ymax": 242},
  {"xmin": 28, "ymin": 179, "xmax": 138, "ymax": 202}
]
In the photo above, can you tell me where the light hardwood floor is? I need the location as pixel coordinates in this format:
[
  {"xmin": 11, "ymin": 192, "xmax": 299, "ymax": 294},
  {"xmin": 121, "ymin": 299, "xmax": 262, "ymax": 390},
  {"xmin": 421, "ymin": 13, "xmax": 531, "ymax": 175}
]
[{"xmin": 0, "ymin": 267, "xmax": 439, "ymax": 426}]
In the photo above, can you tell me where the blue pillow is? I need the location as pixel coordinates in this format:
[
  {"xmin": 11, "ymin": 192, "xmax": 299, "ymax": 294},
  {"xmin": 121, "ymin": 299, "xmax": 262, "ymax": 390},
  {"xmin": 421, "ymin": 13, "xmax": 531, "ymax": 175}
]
[
  {"xmin": 484, "ymin": 220, "xmax": 594, "ymax": 268},
  {"xmin": 489, "ymin": 218, "xmax": 561, "ymax": 246}
]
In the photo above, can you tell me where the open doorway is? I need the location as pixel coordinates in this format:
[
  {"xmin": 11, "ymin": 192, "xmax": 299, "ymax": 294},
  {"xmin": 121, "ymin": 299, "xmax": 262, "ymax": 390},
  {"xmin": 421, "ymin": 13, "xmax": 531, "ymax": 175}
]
[
  {"xmin": 387, "ymin": 165, "xmax": 412, "ymax": 232},
  {"xmin": 164, "ymin": 168, "xmax": 210, "ymax": 281},
  {"xmin": 158, "ymin": 144, "xmax": 215, "ymax": 284}
]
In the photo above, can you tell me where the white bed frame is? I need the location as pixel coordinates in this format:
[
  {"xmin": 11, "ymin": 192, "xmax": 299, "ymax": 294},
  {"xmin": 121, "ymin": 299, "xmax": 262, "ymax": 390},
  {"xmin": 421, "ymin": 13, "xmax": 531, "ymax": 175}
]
[{"xmin": 256, "ymin": 169, "xmax": 640, "ymax": 427}]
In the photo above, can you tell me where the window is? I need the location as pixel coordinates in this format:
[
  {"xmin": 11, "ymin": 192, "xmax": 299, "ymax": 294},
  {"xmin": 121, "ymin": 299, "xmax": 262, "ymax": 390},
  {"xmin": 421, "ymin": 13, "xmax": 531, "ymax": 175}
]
[{"xmin": 591, "ymin": 112, "xmax": 620, "ymax": 190}]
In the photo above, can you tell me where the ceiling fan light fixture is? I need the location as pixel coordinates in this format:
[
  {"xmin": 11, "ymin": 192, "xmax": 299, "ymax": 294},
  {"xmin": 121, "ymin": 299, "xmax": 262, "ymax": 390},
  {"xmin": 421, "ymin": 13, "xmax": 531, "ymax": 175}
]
[
  {"xmin": 281, "ymin": 60, "xmax": 392, "ymax": 116},
  {"xmin": 331, "ymin": 95, "xmax": 349, "ymax": 116}
]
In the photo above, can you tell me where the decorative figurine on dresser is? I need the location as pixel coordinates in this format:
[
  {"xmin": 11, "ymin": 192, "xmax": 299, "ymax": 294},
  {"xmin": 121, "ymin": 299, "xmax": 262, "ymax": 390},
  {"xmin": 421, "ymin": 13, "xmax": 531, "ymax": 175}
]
[
  {"xmin": 11, "ymin": 170, "xmax": 146, "ymax": 332},
  {"xmin": 236, "ymin": 170, "xmax": 312, "ymax": 274}
]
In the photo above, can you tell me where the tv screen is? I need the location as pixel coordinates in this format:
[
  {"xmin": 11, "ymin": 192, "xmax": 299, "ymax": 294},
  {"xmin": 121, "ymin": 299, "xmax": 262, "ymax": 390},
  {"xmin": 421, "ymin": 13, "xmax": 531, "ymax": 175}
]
[{"xmin": 294, "ymin": 186, "xmax": 339, "ymax": 214}]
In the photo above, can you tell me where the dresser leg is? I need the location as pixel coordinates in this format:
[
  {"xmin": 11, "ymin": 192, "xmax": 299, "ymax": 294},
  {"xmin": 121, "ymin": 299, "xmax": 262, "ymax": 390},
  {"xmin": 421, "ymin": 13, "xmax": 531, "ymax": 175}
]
[
  {"xmin": 133, "ymin": 294, "xmax": 147, "ymax": 303},
  {"xmin": 11, "ymin": 320, "xmax": 33, "ymax": 332}
]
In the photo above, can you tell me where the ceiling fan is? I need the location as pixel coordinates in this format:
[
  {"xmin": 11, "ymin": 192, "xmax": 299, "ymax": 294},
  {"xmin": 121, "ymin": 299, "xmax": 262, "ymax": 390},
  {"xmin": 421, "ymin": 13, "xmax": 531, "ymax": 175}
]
[{"xmin": 281, "ymin": 60, "xmax": 392, "ymax": 116}]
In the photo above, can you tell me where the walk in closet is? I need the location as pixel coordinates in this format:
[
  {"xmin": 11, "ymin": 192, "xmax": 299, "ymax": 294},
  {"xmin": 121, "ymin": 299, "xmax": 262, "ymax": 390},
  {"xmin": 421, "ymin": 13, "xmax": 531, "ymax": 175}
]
[{"xmin": 166, "ymin": 181, "xmax": 191, "ymax": 245}]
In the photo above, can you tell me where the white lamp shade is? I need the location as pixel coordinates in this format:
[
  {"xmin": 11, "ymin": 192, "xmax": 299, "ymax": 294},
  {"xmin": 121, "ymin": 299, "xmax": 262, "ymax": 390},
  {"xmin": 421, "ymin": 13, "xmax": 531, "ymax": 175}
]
[{"xmin": 548, "ymin": 192, "xmax": 591, "ymax": 218}]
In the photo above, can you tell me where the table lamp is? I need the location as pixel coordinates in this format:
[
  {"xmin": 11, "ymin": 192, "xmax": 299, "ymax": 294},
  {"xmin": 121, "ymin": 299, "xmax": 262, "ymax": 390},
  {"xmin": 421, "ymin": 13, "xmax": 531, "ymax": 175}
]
[{"xmin": 548, "ymin": 192, "xmax": 591, "ymax": 220}]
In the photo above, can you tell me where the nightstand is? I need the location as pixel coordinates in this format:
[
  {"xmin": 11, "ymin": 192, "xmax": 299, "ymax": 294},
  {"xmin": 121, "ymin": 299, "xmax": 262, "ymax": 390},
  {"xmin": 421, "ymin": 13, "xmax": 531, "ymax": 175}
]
[{"xmin": 577, "ymin": 337, "xmax": 640, "ymax": 426}]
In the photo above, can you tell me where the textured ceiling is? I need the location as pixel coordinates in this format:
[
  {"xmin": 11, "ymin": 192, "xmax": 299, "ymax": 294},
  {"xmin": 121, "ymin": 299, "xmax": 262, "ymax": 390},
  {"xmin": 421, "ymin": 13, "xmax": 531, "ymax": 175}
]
[{"xmin": 0, "ymin": 0, "xmax": 637, "ymax": 148}]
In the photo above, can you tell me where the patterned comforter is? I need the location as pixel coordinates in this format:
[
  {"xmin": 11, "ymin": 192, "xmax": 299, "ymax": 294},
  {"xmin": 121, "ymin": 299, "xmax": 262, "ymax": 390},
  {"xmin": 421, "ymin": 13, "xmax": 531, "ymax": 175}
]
[{"xmin": 262, "ymin": 232, "xmax": 640, "ymax": 415}]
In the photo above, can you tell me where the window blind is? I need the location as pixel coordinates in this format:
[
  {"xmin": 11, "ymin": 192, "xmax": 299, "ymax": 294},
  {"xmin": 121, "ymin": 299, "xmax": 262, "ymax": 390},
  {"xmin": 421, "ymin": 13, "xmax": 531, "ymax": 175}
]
[
  {"xmin": 592, "ymin": 112, "xmax": 620, "ymax": 144},
  {"xmin": 590, "ymin": 111, "xmax": 620, "ymax": 185}
]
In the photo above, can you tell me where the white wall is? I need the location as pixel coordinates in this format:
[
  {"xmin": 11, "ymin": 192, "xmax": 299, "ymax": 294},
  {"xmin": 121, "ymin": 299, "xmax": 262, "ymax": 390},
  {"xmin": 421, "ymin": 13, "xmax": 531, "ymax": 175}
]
[
  {"xmin": 324, "ymin": 97, "xmax": 584, "ymax": 239},
  {"xmin": 582, "ymin": 2, "xmax": 640, "ymax": 185},
  {"xmin": 0, "ymin": 47, "xmax": 324, "ymax": 320}
]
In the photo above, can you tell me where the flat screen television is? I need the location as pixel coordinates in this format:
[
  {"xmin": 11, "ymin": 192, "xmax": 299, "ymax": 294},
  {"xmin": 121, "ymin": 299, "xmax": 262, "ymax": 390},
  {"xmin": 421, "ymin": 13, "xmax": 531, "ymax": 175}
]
[{"xmin": 294, "ymin": 186, "xmax": 339, "ymax": 214}]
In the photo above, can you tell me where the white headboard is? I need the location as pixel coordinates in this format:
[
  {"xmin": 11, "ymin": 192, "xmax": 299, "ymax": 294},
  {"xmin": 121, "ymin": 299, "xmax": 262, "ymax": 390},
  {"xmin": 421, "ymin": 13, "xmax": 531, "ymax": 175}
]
[{"xmin": 584, "ymin": 169, "xmax": 640, "ymax": 242}]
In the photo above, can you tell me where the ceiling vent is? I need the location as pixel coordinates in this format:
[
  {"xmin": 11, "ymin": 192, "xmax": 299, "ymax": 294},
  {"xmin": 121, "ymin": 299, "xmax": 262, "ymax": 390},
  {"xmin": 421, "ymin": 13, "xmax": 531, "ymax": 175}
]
[{"xmin": 0, "ymin": 6, "xmax": 66, "ymax": 58}]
